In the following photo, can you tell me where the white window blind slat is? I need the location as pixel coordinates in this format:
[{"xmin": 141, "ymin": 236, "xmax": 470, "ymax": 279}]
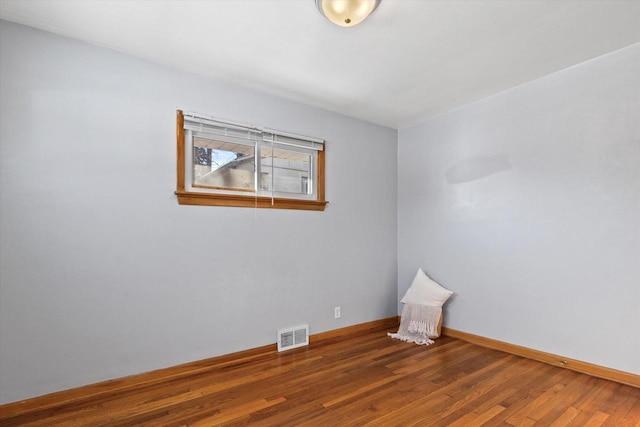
[
  {"xmin": 184, "ymin": 114, "xmax": 260, "ymax": 145},
  {"xmin": 261, "ymin": 128, "xmax": 324, "ymax": 151},
  {"xmin": 184, "ymin": 112, "xmax": 324, "ymax": 151}
]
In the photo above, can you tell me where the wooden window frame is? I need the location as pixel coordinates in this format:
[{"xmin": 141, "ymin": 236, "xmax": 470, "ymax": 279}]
[{"xmin": 175, "ymin": 110, "xmax": 327, "ymax": 211}]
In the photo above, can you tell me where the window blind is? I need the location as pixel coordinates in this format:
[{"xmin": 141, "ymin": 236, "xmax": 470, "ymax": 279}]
[
  {"xmin": 261, "ymin": 129, "xmax": 324, "ymax": 151},
  {"xmin": 184, "ymin": 113, "xmax": 260, "ymax": 146},
  {"xmin": 184, "ymin": 112, "xmax": 324, "ymax": 151}
]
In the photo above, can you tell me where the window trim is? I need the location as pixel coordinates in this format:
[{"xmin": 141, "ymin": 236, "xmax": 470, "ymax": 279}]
[{"xmin": 175, "ymin": 110, "xmax": 327, "ymax": 211}]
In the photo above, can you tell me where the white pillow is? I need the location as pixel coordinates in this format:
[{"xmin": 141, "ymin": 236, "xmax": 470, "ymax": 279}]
[{"xmin": 400, "ymin": 268, "xmax": 453, "ymax": 307}]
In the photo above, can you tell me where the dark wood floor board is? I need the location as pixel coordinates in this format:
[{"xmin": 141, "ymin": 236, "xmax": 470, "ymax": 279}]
[
  {"xmin": 381, "ymin": 337, "xmax": 465, "ymax": 368},
  {"xmin": 446, "ymin": 402, "xmax": 509, "ymax": 427},
  {"xmin": 617, "ymin": 398, "xmax": 640, "ymax": 427},
  {"xmin": 525, "ymin": 371, "xmax": 592, "ymax": 424},
  {"xmin": 565, "ymin": 409, "xmax": 608, "ymax": 427},
  {"xmin": 435, "ymin": 358, "xmax": 544, "ymax": 425},
  {"xmin": 292, "ymin": 359, "xmax": 437, "ymax": 424},
  {"xmin": 533, "ymin": 374, "xmax": 617, "ymax": 426},
  {"xmin": 389, "ymin": 341, "xmax": 478, "ymax": 377},
  {"xmin": 19, "ymin": 352, "xmax": 312, "ymax": 427},
  {"xmin": 404, "ymin": 357, "xmax": 526, "ymax": 426},
  {"xmin": 481, "ymin": 366, "xmax": 568, "ymax": 427},
  {"xmin": 505, "ymin": 380, "xmax": 569, "ymax": 425},
  {"xmin": 600, "ymin": 392, "xmax": 639, "ymax": 426},
  {"xmin": 527, "ymin": 373, "xmax": 584, "ymax": 425},
  {"xmin": 127, "ymin": 336, "xmax": 402, "ymax": 426},
  {"xmin": 441, "ymin": 359, "xmax": 568, "ymax": 427},
  {"xmin": 264, "ymin": 367, "xmax": 405, "ymax": 425},
  {"xmin": 260, "ymin": 349, "xmax": 396, "ymax": 404},
  {"xmin": 572, "ymin": 376, "xmax": 621, "ymax": 412},
  {"xmin": 314, "ymin": 350, "xmax": 514, "ymax": 426},
  {"xmin": 29, "ymin": 366, "xmax": 283, "ymax": 426},
  {"xmin": 409, "ymin": 345, "xmax": 501, "ymax": 388},
  {"xmin": 2, "ymin": 326, "xmax": 638, "ymax": 426}
]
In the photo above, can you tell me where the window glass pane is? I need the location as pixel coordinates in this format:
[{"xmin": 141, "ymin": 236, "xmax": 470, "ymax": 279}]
[
  {"xmin": 261, "ymin": 146, "xmax": 311, "ymax": 195},
  {"xmin": 192, "ymin": 136, "xmax": 255, "ymax": 192}
]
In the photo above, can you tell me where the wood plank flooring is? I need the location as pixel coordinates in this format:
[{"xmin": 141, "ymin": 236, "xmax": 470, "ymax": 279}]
[{"xmin": 1, "ymin": 326, "xmax": 638, "ymax": 426}]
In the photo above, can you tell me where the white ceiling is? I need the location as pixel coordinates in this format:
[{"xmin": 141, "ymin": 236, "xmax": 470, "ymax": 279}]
[{"xmin": 1, "ymin": 0, "xmax": 639, "ymax": 129}]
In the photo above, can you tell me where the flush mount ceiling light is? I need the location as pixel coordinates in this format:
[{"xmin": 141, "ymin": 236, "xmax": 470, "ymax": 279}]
[{"xmin": 315, "ymin": 0, "xmax": 381, "ymax": 27}]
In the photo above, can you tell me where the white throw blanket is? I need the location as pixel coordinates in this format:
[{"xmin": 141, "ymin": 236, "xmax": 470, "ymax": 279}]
[{"xmin": 388, "ymin": 303, "xmax": 442, "ymax": 346}]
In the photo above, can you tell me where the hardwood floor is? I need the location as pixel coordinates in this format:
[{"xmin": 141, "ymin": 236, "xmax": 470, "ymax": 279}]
[{"xmin": 1, "ymin": 325, "xmax": 639, "ymax": 426}]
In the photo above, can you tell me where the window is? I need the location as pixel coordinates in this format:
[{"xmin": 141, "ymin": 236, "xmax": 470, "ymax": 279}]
[{"xmin": 175, "ymin": 110, "xmax": 327, "ymax": 210}]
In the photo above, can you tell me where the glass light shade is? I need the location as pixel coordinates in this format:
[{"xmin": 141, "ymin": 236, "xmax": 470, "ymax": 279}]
[{"xmin": 316, "ymin": 0, "xmax": 381, "ymax": 27}]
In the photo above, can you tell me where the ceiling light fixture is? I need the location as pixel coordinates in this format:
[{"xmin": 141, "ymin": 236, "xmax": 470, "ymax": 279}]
[{"xmin": 315, "ymin": 0, "xmax": 381, "ymax": 27}]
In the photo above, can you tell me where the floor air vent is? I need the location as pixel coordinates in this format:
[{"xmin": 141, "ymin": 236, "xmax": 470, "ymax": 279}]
[{"xmin": 277, "ymin": 325, "xmax": 309, "ymax": 352}]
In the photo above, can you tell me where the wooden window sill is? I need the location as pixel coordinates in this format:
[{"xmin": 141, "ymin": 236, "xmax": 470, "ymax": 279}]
[{"xmin": 175, "ymin": 191, "xmax": 328, "ymax": 211}]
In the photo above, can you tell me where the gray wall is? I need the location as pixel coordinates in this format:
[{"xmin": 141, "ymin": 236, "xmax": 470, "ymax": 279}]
[
  {"xmin": 0, "ymin": 21, "xmax": 398, "ymax": 404},
  {"xmin": 398, "ymin": 44, "xmax": 640, "ymax": 374}
]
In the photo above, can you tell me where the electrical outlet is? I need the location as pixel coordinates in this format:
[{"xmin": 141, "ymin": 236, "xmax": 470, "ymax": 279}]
[{"xmin": 334, "ymin": 306, "xmax": 341, "ymax": 319}]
